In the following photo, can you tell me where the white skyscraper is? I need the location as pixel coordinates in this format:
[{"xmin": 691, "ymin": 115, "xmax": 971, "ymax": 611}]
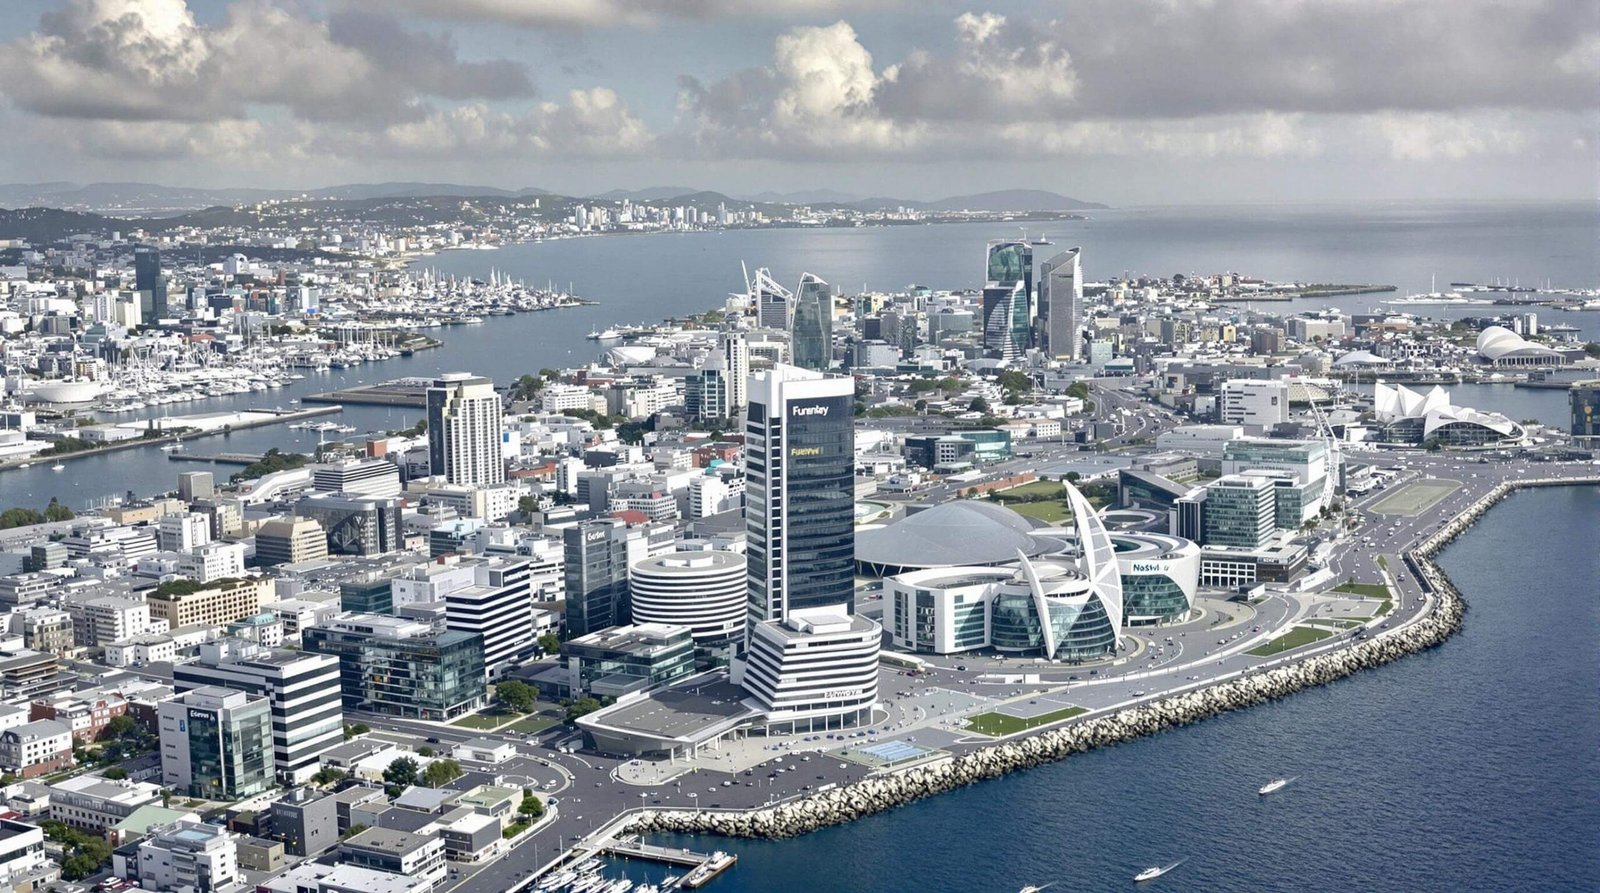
[
  {"xmin": 427, "ymin": 373, "xmax": 505, "ymax": 487},
  {"xmin": 1040, "ymin": 247, "xmax": 1083, "ymax": 361},
  {"xmin": 720, "ymin": 331, "xmax": 749, "ymax": 413}
]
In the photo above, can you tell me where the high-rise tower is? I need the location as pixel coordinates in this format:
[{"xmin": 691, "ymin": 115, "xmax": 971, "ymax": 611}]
[
  {"xmin": 1039, "ymin": 247, "xmax": 1083, "ymax": 361},
  {"xmin": 426, "ymin": 373, "xmax": 505, "ymax": 487},
  {"xmin": 744, "ymin": 364, "xmax": 856, "ymax": 626},
  {"xmin": 791, "ymin": 273, "xmax": 833, "ymax": 371}
]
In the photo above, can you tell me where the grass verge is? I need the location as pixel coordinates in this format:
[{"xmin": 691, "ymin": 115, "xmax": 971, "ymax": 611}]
[
  {"xmin": 964, "ymin": 705, "xmax": 1086, "ymax": 737},
  {"xmin": 1334, "ymin": 582, "xmax": 1390, "ymax": 598},
  {"xmin": 1247, "ymin": 625, "xmax": 1335, "ymax": 657},
  {"xmin": 450, "ymin": 711, "xmax": 515, "ymax": 730}
]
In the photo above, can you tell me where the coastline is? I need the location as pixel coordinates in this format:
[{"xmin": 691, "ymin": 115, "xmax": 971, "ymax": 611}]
[{"xmin": 558, "ymin": 475, "xmax": 1598, "ymax": 856}]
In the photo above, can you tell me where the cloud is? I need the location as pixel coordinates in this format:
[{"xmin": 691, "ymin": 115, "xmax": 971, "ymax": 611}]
[
  {"xmin": 0, "ymin": 0, "xmax": 536, "ymax": 125},
  {"xmin": 877, "ymin": 12, "xmax": 1078, "ymax": 121},
  {"xmin": 1361, "ymin": 112, "xmax": 1533, "ymax": 161},
  {"xmin": 343, "ymin": 89, "xmax": 654, "ymax": 159},
  {"xmin": 1059, "ymin": 0, "xmax": 1599, "ymax": 118},
  {"xmin": 675, "ymin": 6, "xmax": 1597, "ymax": 163},
  {"xmin": 366, "ymin": 0, "xmax": 890, "ymax": 29}
]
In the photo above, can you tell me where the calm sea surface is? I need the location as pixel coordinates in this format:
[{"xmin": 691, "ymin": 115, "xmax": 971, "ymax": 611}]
[{"xmin": 4, "ymin": 201, "xmax": 1595, "ymax": 508}]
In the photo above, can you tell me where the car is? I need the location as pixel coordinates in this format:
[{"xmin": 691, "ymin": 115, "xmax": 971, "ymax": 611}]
[{"xmin": 425, "ymin": 737, "xmax": 440, "ymax": 744}]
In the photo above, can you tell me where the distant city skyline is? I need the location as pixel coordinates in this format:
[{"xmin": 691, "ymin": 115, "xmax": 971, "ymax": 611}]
[{"xmin": 0, "ymin": 1, "xmax": 1594, "ymax": 205}]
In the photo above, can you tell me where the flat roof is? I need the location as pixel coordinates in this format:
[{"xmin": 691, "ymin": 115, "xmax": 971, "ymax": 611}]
[{"xmin": 581, "ymin": 675, "xmax": 755, "ymax": 743}]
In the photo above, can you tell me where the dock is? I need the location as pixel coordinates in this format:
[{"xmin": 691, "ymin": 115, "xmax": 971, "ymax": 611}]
[
  {"xmin": 598, "ymin": 837, "xmax": 735, "ymax": 887},
  {"xmin": 303, "ymin": 381, "xmax": 430, "ymax": 407},
  {"xmin": 166, "ymin": 452, "xmax": 265, "ymax": 466}
]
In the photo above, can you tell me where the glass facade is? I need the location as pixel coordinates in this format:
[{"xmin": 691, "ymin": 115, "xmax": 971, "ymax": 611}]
[
  {"xmin": 986, "ymin": 241, "xmax": 1034, "ymax": 297},
  {"xmin": 791, "ymin": 274, "xmax": 832, "ymax": 371},
  {"xmin": 185, "ymin": 701, "xmax": 273, "ymax": 799},
  {"xmin": 783, "ymin": 393, "xmax": 856, "ymax": 614},
  {"xmin": 1572, "ymin": 383, "xmax": 1600, "ymax": 438},
  {"xmin": 563, "ymin": 522, "xmax": 630, "ymax": 637},
  {"xmin": 1202, "ymin": 479, "xmax": 1275, "ymax": 548},
  {"xmin": 1045, "ymin": 596, "xmax": 1117, "ymax": 662},
  {"xmin": 304, "ymin": 626, "xmax": 485, "ymax": 721},
  {"xmin": 1121, "ymin": 574, "xmax": 1190, "ymax": 621},
  {"xmin": 982, "ymin": 282, "xmax": 1030, "ymax": 359},
  {"xmin": 339, "ymin": 578, "xmax": 394, "ymax": 614},
  {"xmin": 990, "ymin": 592, "xmax": 1044, "ymax": 652}
]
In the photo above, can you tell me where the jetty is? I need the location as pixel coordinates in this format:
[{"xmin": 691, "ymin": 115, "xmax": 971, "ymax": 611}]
[{"xmin": 304, "ymin": 380, "xmax": 431, "ymax": 407}]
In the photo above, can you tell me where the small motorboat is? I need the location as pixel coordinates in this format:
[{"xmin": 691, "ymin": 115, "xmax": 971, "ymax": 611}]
[
  {"xmin": 1259, "ymin": 776, "xmax": 1296, "ymax": 795},
  {"xmin": 1135, "ymin": 860, "xmax": 1184, "ymax": 882}
]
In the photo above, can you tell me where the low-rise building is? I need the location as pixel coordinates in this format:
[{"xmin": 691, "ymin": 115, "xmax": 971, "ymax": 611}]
[
  {"xmin": 136, "ymin": 821, "xmax": 240, "ymax": 893},
  {"xmin": 0, "ymin": 719, "xmax": 72, "ymax": 779},
  {"xmin": 48, "ymin": 775, "xmax": 163, "ymax": 834},
  {"xmin": 337, "ymin": 827, "xmax": 447, "ymax": 891}
]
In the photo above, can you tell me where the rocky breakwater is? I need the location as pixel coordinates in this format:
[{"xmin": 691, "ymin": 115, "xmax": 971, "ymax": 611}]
[
  {"xmin": 626, "ymin": 597, "xmax": 1465, "ymax": 841},
  {"xmin": 622, "ymin": 475, "xmax": 1599, "ymax": 843}
]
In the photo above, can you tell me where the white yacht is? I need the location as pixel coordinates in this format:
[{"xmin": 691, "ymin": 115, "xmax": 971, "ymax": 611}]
[
  {"xmin": 1258, "ymin": 777, "xmax": 1295, "ymax": 795},
  {"xmin": 1135, "ymin": 861, "xmax": 1182, "ymax": 882}
]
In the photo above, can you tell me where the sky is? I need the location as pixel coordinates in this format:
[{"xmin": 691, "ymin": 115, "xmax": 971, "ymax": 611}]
[{"xmin": 0, "ymin": 0, "xmax": 1595, "ymax": 205}]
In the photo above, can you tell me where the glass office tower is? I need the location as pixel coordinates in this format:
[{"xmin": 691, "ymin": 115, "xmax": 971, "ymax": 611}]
[
  {"xmin": 791, "ymin": 273, "xmax": 833, "ymax": 371},
  {"xmin": 745, "ymin": 364, "xmax": 856, "ymax": 625}
]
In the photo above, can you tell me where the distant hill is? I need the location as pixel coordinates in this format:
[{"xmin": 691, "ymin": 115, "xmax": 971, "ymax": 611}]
[
  {"xmin": 591, "ymin": 186, "xmax": 703, "ymax": 202},
  {"xmin": 848, "ymin": 189, "xmax": 1106, "ymax": 212},
  {"xmin": 0, "ymin": 207, "xmax": 124, "ymax": 242},
  {"xmin": 0, "ymin": 181, "xmax": 554, "ymax": 215},
  {"xmin": 742, "ymin": 188, "xmax": 866, "ymax": 205}
]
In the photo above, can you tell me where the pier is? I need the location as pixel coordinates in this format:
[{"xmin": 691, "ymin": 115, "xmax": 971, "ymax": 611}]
[
  {"xmin": 166, "ymin": 452, "xmax": 265, "ymax": 466},
  {"xmin": 304, "ymin": 380, "xmax": 431, "ymax": 407},
  {"xmin": 600, "ymin": 837, "xmax": 709, "ymax": 867}
]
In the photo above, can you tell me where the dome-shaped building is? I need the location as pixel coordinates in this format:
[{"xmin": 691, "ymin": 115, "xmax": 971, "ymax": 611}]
[
  {"xmin": 1476, "ymin": 326, "xmax": 1563, "ymax": 367},
  {"xmin": 855, "ymin": 499, "xmax": 1061, "ymax": 577}
]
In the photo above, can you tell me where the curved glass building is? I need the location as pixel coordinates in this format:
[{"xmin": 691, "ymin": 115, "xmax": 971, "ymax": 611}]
[
  {"xmin": 1111, "ymin": 533, "xmax": 1201, "ymax": 624},
  {"xmin": 883, "ymin": 482, "xmax": 1123, "ymax": 662}
]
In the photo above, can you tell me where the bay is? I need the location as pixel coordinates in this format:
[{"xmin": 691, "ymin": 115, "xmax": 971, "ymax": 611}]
[{"xmin": 4, "ymin": 201, "xmax": 1595, "ymax": 508}]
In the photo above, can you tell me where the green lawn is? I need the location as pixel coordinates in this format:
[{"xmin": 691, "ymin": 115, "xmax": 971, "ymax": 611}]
[
  {"xmin": 1334, "ymin": 582, "xmax": 1390, "ymax": 598},
  {"xmin": 450, "ymin": 711, "xmax": 516, "ymax": 730},
  {"xmin": 996, "ymin": 480, "xmax": 1065, "ymax": 498},
  {"xmin": 503, "ymin": 820, "xmax": 531, "ymax": 839},
  {"xmin": 506, "ymin": 715, "xmax": 559, "ymax": 735},
  {"xmin": 1007, "ymin": 500, "xmax": 1071, "ymax": 523},
  {"xmin": 964, "ymin": 705, "xmax": 1086, "ymax": 736},
  {"xmin": 1247, "ymin": 625, "xmax": 1335, "ymax": 657}
]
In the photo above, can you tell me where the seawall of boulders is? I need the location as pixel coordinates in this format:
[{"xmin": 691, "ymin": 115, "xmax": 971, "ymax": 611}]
[{"xmin": 621, "ymin": 476, "xmax": 1599, "ymax": 841}]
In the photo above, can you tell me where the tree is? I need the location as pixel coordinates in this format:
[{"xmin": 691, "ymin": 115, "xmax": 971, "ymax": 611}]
[
  {"xmin": 312, "ymin": 767, "xmax": 347, "ymax": 786},
  {"xmin": 42, "ymin": 820, "xmax": 112, "ymax": 880},
  {"xmin": 517, "ymin": 495, "xmax": 540, "ymax": 517},
  {"xmin": 417, "ymin": 746, "xmax": 435, "ymax": 758},
  {"xmin": 968, "ymin": 397, "xmax": 990, "ymax": 414},
  {"xmin": 103, "ymin": 766, "xmax": 128, "ymax": 780},
  {"xmin": 519, "ymin": 793, "xmax": 545, "ymax": 819},
  {"xmin": 103, "ymin": 715, "xmax": 138, "ymax": 740},
  {"xmin": 1064, "ymin": 471, "xmax": 1082, "ymax": 483},
  {"xmin": 343, "ymin": 823, "xmax": 369, "ymax": 840},
  {"xmin": 0, "ymin": 507, "xmax": 45, "ymax": 529},
  {"xmin": 537, "ymin": 634, "xmax": 561, "ymax": 655},
  {"xmin": 511, "ymin": 374, "xmax": 543, "ymax": 401},
  {"xmin": 383, "ymin": 756, "xmax": 419, "ymax": 791},
  {"xmin": 44, "ymin": 497, "xmax": 74, "ymax": 522},
  {"xmin": 343, "ymin": 723, "xmax": 370, "ymax": 741},
  {"xmin": 495, "ymin": 680, "xmax": 538, "ymax": 714},
  {"xmin": 421, "ymin": 759, "xmax": 463, "ymax": 787},
  {"xmin": 564, "ymin": 698, "xmax": 603, "ymax": 724},
  {"xmin": 162, "ymin": 789, "xmax": 172, "ymax": 808},
  {"xmin": 996, "ymin": 369, "xmax": 1032, "ymax": 394}
]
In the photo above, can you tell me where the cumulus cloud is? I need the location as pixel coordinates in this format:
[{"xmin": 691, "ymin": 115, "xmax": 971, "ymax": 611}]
[
  {"xmin": 366, "ymin": 0, "xmax": 890, "ymax": 29},
  {"xmin": 0, "ymin": 0, "xmax": 535, "ymax": 125},
  {"xmin": 675, "ymin": 6, "xmax": 1596, "ymax": 162}
]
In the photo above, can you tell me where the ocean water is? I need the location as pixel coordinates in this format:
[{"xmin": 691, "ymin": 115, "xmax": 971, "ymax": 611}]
[
  {"xmin": 636, "ymin": 484, "xmax": 1600, "ymax": 892},
  {"xmin": 5, "ymin": 201, "xmax": 1595, "ymax": 508}
]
